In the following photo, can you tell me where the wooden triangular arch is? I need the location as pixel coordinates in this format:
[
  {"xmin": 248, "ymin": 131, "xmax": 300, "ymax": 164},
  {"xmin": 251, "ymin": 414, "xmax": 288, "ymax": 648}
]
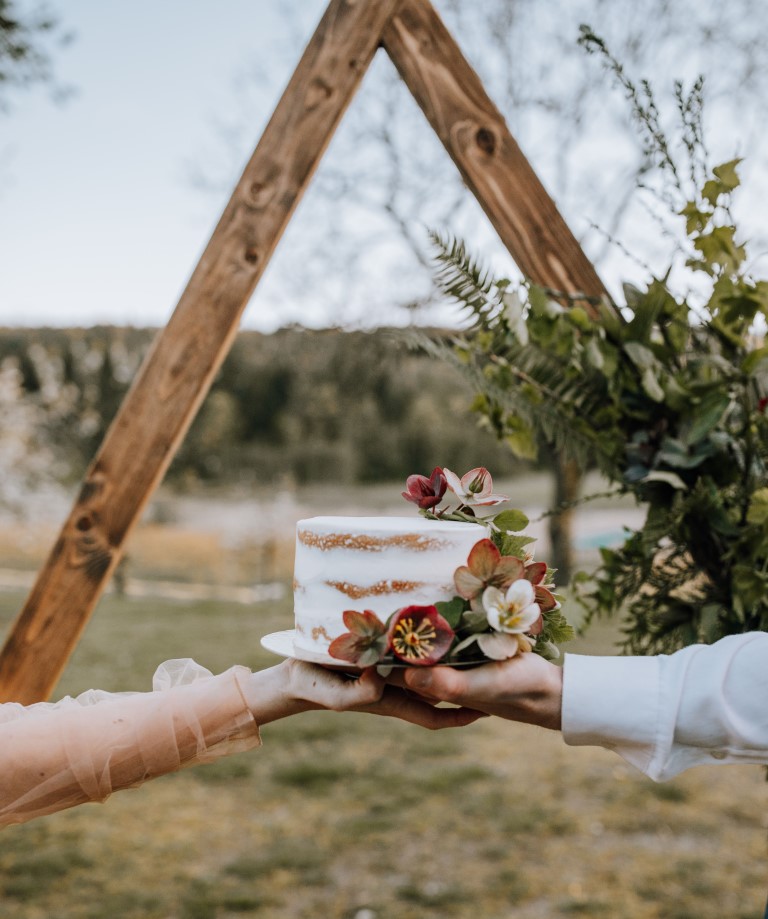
[{"xmin": 0, "ymin": 0, "xmax": 607, "ymax": 703}]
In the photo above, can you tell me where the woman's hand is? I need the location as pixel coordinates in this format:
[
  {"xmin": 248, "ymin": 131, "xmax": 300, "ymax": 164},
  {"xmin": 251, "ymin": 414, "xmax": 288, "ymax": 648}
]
[
  {"xmin": 389, "ymin": 653, "xmax": 564, "ymax": 731},
  {"xmin": 242, "ymin": 660, "xmax": 488, "ymax": 729}
]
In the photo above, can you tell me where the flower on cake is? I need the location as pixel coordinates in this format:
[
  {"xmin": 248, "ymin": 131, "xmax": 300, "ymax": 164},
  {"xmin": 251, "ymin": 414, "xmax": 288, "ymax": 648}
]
[
  {"xmin": 328, "ymin": 610, "xmax": 388, "ymax": 667},
  {"xmin": 328, "ymin": 605, "xmax": 455, "ymax": 667},
  {"xmin": 443, "ymin": 466, "xmax": 508, "ymax": 507},
  {"xmin": 387, "ymin": 605, "xmax": 455, "ymax": 665},
  {"xmin": 453, "ymin": 538, "xmax": 526, "ymax": 610},
  {"xmin": 477, "ymin": 581, "xmax": 541, "ymax": 660},
  {"xmin": 326, "ymin": 466, "xmax": 572, "ymax": 667},
  {"xmin": 401, "ymin": 467, "xmax": 448, "ymax": 509}
]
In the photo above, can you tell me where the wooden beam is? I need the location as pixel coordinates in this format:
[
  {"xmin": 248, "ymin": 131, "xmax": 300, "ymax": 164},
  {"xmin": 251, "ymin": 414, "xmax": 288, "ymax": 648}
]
[
  {"xmin": 381, "ymin": 0, "xmax": 608, "ymax": 304},
  {"xmin": 0, "ymin": 0, "xmax": 404, "ymax": 703}
]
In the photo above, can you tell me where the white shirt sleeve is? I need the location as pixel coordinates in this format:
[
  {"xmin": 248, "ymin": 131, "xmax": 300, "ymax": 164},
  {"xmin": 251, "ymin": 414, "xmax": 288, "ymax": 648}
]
[{"xmin": 561, "ymin": 632, "xmax": 768, "ymax": 781}]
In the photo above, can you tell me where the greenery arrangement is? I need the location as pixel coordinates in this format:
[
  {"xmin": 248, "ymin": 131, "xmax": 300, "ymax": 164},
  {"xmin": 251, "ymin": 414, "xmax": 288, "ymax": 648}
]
[{"xmin": 422, "ymin": 38, "xmax": 768, "ymax": 654}]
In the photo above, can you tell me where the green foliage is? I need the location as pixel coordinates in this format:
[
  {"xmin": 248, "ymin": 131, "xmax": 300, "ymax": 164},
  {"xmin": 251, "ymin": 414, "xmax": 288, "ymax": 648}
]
[{"xmin": 428, "ymin": 65, "xmax": 768, "ymax": 653}]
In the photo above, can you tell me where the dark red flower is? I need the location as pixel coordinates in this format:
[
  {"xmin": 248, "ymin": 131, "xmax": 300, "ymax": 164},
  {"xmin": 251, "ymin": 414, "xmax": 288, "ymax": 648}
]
[
  {"xmin": 328, "ymin": 609, "xmax": 388, "ymax": 666},
  {"xmin": 402, "ymin": 467, "xmax": 447, "ymax": 510},
  {"xmin": 387, "ymin": 605, "xmax": 455, "ymax": 665}
]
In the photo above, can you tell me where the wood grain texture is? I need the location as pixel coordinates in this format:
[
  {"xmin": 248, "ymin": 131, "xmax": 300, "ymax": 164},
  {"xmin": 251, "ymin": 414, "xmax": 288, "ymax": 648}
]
[
  {"xmin": 0, "ymin": 0, "xmax": 404, "ymax": 703},
  {"xmin": 382, "ymin": 0, "xmax": 607, "ymax": 304}
]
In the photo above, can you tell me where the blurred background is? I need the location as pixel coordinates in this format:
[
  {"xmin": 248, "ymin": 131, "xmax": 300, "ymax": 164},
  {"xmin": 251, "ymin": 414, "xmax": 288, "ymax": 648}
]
[{"xmin": 1, "ymin": 2, "xmax": 767, "ymax": 916}]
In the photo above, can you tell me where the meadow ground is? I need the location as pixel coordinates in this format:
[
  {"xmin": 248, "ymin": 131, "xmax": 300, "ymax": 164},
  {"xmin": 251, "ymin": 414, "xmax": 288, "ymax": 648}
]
[{"xmin": 0, "ymin": 476, "xmax": 765, "ymax": 918}]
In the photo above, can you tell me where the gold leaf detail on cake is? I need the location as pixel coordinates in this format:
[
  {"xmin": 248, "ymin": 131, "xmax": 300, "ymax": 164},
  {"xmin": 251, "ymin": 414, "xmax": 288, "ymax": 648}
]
[
  {"xmin": 312, "ymin": 625, "xmax": 333, "ymax": 643},
  {"xmin": 325, "ymin": 579, "xmax": 424, "ymax": 599},
  {"xmin": 298, "ymin": 531, "xmax": 447, "ymax": 552}
]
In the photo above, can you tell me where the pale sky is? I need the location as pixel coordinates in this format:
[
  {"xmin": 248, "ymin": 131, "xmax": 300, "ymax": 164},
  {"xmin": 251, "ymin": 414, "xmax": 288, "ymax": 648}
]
[
  {"xmin": 0, "ymin": 1, "xmax": 329, "ymax": 329},
  {"xmin": 2, "ymin": 1, "xmax": 767, "ymax": 331}
]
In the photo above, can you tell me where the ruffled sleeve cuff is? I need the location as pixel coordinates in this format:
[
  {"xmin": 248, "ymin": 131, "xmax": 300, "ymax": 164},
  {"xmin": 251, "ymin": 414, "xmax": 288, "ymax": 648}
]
[{"xmin": 0, "ymin": 659, "xmax": 261, "ymax": 828}]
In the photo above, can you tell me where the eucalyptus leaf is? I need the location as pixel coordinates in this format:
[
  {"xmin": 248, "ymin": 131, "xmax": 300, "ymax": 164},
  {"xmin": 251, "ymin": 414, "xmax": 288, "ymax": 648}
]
[
  {"xmin": 585, "ymin": 336, "xmax": 605, "ymax": 370},
  {"xmin": 641, "ymin": 470, "xmax": 688, "ymax": 490},
  {"xmin": 493, "ymin": 508, "xmax": 530, "ymax": 532},
  {"xmin": 657, "ymin": 438, "xmax": 713, "ymax": 469},
  {"xmin": 624, "ymin": 341, "xmax": 656, "ymax": 370},
  {"xmin": 622, "ymin": 282, "xmax": 645, "ymax": 310},
  {"xmin": 641, "ymin": 367, "xmax": 665, "ymax": 402},
  {"xmin": 683, "ymin": 391, "xmax": 731, "ymax": 445}
]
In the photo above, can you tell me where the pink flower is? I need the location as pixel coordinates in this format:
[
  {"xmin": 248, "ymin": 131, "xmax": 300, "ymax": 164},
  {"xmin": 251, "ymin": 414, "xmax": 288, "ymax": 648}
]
[
  {"xmin": 454, "ymin": 538, "xmax": 525, "ymax": 608},
  {"xmin": 402, "ymin": 467, "xmax": 448, "ymax": 510},
  {"xmin": 328, "ymin": 609, "xmax": 388, "ymax": 667},
  {"xmin": 387, "ymin": 605, "xmax": 455, "ymax": 665},
  {"xmin": 443, "ymin": 467, "xmax": 508, "ymax": 507}
]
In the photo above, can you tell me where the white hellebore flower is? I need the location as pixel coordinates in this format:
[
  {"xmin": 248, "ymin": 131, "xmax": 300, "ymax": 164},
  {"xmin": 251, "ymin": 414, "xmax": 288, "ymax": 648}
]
[
  {"xmin": 442, "ymin": 466, "xmax": 508, "ymax": 507},
  {"xmin": 478, "ymin": 581, "xmax": 541, "ymax": 660}
]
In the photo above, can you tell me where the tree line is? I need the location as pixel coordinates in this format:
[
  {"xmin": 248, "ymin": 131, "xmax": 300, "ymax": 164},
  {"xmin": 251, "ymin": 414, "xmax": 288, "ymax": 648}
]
[{"xmin": 0, "ymin": 326, "xmax": 524, "ymax": 492}]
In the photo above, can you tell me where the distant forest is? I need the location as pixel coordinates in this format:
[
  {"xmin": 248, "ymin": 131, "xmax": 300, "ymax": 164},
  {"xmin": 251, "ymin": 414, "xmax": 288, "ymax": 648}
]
[{"xmin": 0, "ymin": 326, "xmax": 525, "ymax": 487}]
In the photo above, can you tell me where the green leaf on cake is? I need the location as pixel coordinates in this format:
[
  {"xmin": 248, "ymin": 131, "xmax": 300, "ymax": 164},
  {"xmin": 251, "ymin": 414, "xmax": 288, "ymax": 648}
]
[
  {"xmin": 493, "ymin": 509, "xmax": 530, "ymax": 532},
  {"xmin": 499, "ymin": 533, "xmax": 537, "ymax": 558},
  {"xmin": 435, "ymin": 597, "xmax": 467, "ymax": 629}
]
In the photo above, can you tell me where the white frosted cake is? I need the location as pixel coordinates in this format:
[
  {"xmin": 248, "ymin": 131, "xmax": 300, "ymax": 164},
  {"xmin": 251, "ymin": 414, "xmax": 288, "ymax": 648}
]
[{"xmin": 292, "ymin": 516, "xmax": 482, "ymax": 658}]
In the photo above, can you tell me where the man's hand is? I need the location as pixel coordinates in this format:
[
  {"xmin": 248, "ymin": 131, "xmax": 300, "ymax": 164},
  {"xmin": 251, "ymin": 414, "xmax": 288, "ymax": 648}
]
[{"xmin": 391, "ymin": 653, "xmax": 564, "ymax": 731}]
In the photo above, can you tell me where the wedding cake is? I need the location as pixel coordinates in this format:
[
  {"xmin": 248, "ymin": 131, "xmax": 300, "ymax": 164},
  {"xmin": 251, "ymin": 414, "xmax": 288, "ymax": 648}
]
[{"xmin": 292, "ymin": 516, "xmax": 481, "ymax": 658}]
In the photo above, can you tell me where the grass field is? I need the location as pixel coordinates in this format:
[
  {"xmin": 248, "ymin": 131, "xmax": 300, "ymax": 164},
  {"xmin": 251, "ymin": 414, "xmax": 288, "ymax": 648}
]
[
  {"xmin": 0, "ymin": 479, "xmax": 765, "ymax": 918},
  {"xmin": 0, "ymin": 586, "xmax": 766, "ymax": 919}
]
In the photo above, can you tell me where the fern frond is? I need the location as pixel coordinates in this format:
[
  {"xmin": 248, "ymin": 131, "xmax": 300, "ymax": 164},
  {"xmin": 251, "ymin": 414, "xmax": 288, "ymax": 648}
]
[
  {"xmin": 413, "ymin": 329, "xmax": 617, "ymax": 470},
  {"xmin": 429, "ymin": 230, "xmax": 501, "ymax": 329},
  {"xmin": 479, "ymin": 365, "xmax": 614, "ymax": 470}
]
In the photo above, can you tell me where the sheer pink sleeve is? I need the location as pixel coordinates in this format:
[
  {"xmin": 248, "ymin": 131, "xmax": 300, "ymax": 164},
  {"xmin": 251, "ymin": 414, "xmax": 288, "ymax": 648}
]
[{"xmin": 0, "ymin": 660, "xmax": 261, "ymax": 827}]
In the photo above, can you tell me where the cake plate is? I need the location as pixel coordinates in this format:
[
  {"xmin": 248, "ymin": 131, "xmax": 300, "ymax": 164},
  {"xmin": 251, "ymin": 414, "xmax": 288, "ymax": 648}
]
[
  {"xmin": 260, "ymin": 629, "xmax": 481, "ymax": 669},
  {"xmin": 260, "ymin": 629, "xmax": 354, "ymax": 668}
]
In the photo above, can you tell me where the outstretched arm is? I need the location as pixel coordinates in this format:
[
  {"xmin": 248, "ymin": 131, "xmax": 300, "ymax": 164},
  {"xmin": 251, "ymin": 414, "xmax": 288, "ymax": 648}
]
[
  {"xmin": 0, "ymin": 659, "xmax": 484, "ymax": 827},
  {"xmin": 397, "ymin": 632, "xmax": 768, "ymax": 782},
  {"xmin": 0, "ymin": 662, "xmax": 260, "ymax": 827}
]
